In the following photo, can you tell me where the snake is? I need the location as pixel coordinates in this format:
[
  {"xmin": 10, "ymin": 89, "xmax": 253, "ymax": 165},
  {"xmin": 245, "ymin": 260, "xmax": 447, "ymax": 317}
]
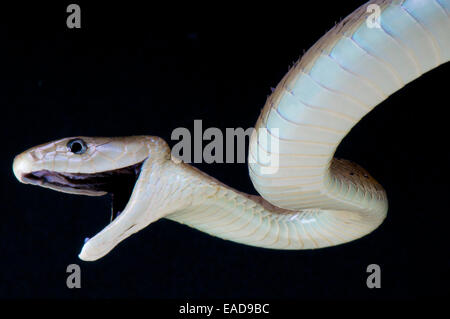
[{"xmin": 13, "ymin": 0, "xmax": 450, "ymax": 261}]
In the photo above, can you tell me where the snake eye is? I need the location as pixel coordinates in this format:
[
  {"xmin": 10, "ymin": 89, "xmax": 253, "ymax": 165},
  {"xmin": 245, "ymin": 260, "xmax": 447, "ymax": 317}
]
[{"xmin": 67, "ymin": 139, "xmax": 87, "ymax": 154}]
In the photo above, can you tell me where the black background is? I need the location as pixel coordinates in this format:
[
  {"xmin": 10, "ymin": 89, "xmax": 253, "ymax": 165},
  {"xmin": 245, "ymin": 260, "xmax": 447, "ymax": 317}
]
[{"xmin": 0, "ymin": 0, "xmax": 449, "ymax": 301}]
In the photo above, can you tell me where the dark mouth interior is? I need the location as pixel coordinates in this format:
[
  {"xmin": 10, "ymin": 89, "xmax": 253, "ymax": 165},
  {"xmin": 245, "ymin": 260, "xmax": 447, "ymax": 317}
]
[{"xmin": 23, "ymin": 161, "xmax": 145, "ymax": 222}]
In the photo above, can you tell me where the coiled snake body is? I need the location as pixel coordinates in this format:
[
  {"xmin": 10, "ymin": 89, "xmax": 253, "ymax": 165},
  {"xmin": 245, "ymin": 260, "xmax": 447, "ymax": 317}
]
[{"xmin": 13, "ymin": 0, "xmax": 450, "ymax": 261}]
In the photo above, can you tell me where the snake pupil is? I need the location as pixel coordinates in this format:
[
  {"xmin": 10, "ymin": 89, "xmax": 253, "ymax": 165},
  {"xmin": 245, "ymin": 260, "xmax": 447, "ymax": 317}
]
[{"xmin": 67, "ymin": 139, "xmax": 87, "ymax": 154}]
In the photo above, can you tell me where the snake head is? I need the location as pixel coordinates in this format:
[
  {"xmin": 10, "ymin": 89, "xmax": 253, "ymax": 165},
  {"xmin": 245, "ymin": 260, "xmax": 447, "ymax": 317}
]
[
  {"xmin": 13, "ymin": 136, "xmax": 152, "ymax": 196},
  {"xmin": 13, "ymin": 135, "xmax": 171, "ymax": 261}
]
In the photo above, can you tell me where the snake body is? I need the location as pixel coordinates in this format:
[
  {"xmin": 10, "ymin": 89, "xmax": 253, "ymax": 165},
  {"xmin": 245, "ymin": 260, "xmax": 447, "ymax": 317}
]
[{"xmin": 13, "ymin": 0, "xmax": 450, "ymax": 261}]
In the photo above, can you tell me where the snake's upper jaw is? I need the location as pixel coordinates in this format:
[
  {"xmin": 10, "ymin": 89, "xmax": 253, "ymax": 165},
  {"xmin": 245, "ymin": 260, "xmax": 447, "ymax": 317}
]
[{"xmin": 13, "ymin": 153, "xmax": 105, "ymax": 196}]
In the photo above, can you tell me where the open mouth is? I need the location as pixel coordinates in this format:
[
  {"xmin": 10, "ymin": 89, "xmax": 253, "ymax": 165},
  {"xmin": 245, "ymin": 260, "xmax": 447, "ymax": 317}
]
[{"xmin": 22, "ymin": 161, "xmax": 145, "ymax": 222}]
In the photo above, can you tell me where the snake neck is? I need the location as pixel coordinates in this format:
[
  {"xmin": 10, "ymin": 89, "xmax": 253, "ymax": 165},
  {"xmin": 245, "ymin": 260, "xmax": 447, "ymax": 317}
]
[{"xmin": 161, "ymin": 159, "xmax": 387, "ymax": 250}]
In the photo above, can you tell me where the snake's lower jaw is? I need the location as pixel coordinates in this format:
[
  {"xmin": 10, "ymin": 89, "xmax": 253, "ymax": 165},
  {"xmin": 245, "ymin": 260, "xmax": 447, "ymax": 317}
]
[
  {"xmin": 79, "ymin": 229, "xmax": 119, "ymax": 261},
  {"xmin": 78, "ymin": 159, "xmax": 156, "ymax": 261},
  {"xmin": 77, "ymin": 197, "xmax": 155, "ymax": 262},
  {"xmin": 79, "ymin": 236, "xmax": 128, "ymax": 261},
  {"xmin": 78, "ymin": 209, "xmax": 138, "ymax": 261},
  {"xmin": 78, "ymin": 239, "xmax": 104, "ymax": 261}
]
